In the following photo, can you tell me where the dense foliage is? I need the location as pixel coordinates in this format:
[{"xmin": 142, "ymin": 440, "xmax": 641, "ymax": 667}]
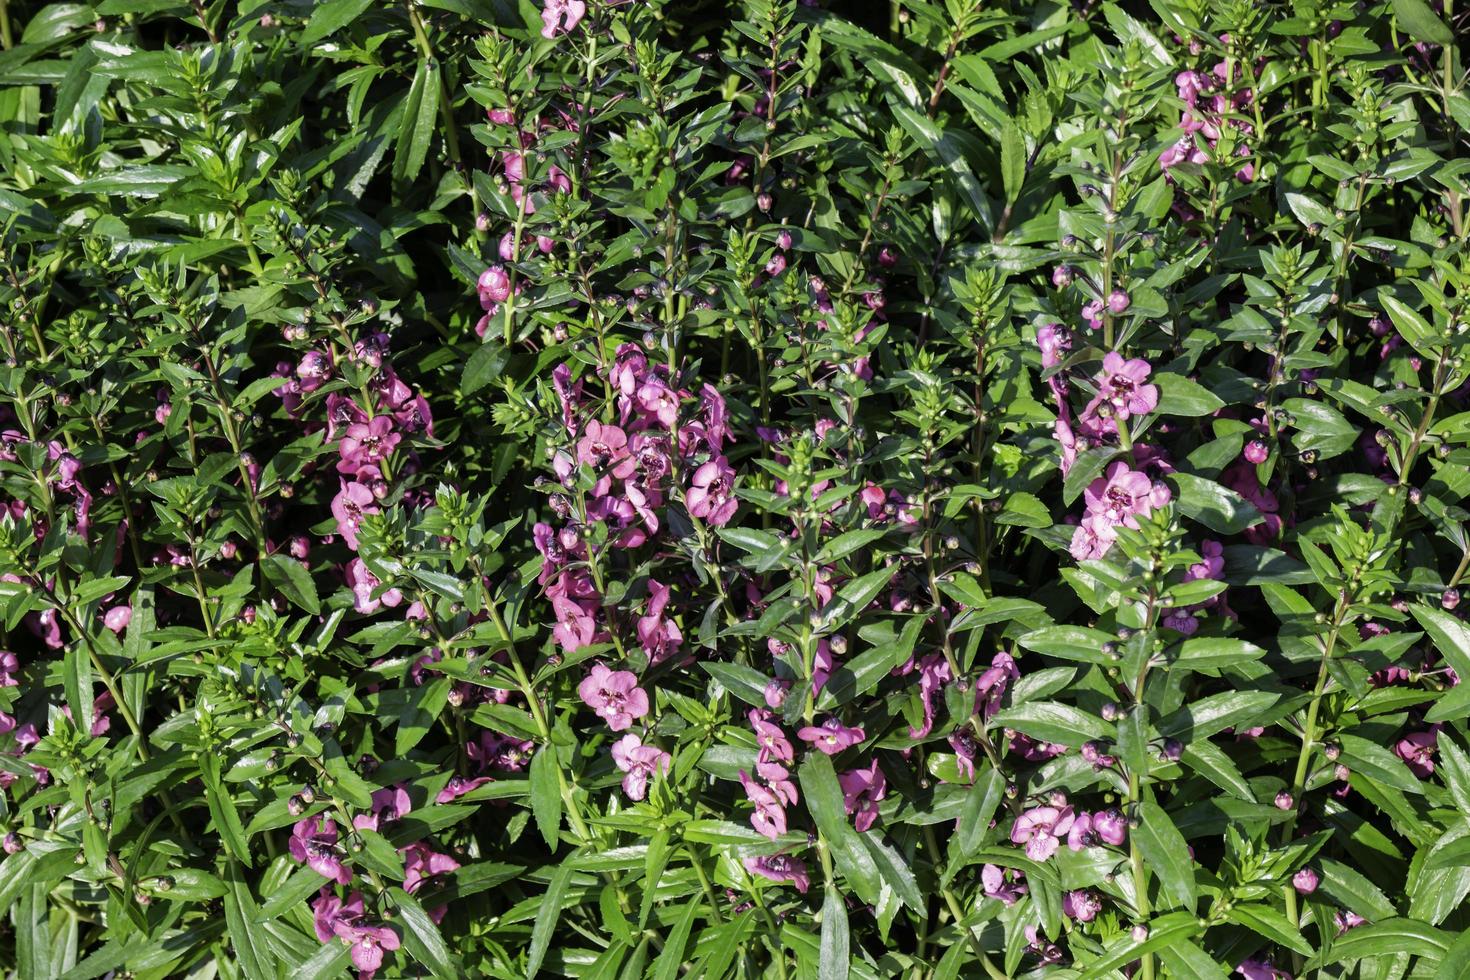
[{"xmin": 2, "ymin": 0, "xmax": 1470, "ymax": 976}]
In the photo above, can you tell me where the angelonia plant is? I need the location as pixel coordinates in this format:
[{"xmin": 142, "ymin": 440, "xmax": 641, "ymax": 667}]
[{"xmin": 1, "ymin": 0, "xmax": 1470, "ymax": 977}]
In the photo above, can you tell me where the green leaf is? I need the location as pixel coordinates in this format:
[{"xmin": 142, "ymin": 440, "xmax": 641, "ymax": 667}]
[
  {"xmin": 223, "ymin": 862, "xmax": 274, "ymax": 980},
  {"xmin": 394, "ymin": 59, "xmax": 441, "ymax": 185},
  {"xmin": 1000, "ymin": 118, "xmax": 1025, "ymax": 204},
  {"xmin": 527, "ymin": 863, "xmax": 573, "ymax": 978},
  {"xmin": 1391, "ymin": 0, "xmax": 1453, "ymax": 45},
  {"xmin": 988, "ymin": 701, "xmax": 1110, "ymax": 747},
  {"xmin": 1174, "ymin": 637, "xmax": 1267, "ymax": 669},
  {"xmin": 1282, "ymin": 398, "xmax": 1359, "ymax": 460},
  {"xmin": 652, "ymin": 896, "xmax": 701, "ymax": 980},
  {"xmin": 1063, "ymin": 445, "xmax": 1124, "ymax": 505},
  {"xmin": 261, "ymin": 554, "xmax": 320, "ymax": 616},
  {"xmin": 815, "ymin": 528, "xmax": 889, "ymax": 564},
  {"xmin": 1409, "ymin": 605, "xmax": 1470, "ymax": 722},
  {"xmin": 392, "ymin": 888, "xmax": 459, "ymax": 979},
  {"xmin": 1337, "ymin": 733, "xmax": 1425, "ymax": 795},
  {"xmin": 1133, "ymin": 800, "xmax": 1197, "ymax": 910},
  {"xmin": 1229, "ymin": 904, "xmax": 1314, "ymax": 955},
  {"xmin": 302, "ymin": 0, "xmax": 376, "ymax": 44},
  {"xmin": 702, "ymin": 662, "xmax": 775, "ymax": 707},
  {"xmin": 201, "ymin": 754, "xmax": 251, "ymax": 868},
  {"xmin": 463, "ymin": 341, "xmax": 511, "ymax": 396},
  {"xmin": 1311, "ymin": 917, "xmax": 1450, "ymax": 966},
  {"xmin": 529, "ymin": 745, "xmax": 562, "ymax": 849},
  {"xmin": 819, "ymin": 886, "xmax": 850, "ymax": 980},
  {"xmin": 1170, "ymin": 472, "xmax": 1263, "ymax": 535},
  {"xmin": 891, "ymin": 103, "xmax": 993, "ymax": 231},
  {"xmin": 1318, "ymin": 858, "xmax": 1398, "ymax": 921},
  {"xmin": 1017, "ymin": 625, "xmax": 1114, "ymax": 664},
  {"xmin": 1155, "ymin": 373, "xmax": 1226, "ymax": 416},
  {"xmin": 1077, "ymin": 911, "xmax": 1199, "ymax": 979},
  {"xmin": 1158, "ymin": 690, "xmax": 1279, "ymax": 742}
]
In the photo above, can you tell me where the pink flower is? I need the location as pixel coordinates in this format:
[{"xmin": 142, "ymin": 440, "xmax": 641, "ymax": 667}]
[
  {"xmin": 1292, "ymin": 867, "xmax": 1319, "ymax": 894},
  {"xmin": 610, "ymin": 733, "xmax": 671, "ymax": 800},
  {"xmin": 540, "ymin": 0, "xmax": 586, "ymax": 38},
  {"xmin": 1063, "ymin": 889, "xmax": 1101, "ymax": 922},
  {"xmin": 435, "ymin": 775, "xmax": 490, "ymax": 803},
  {"xmin": 339, "ymin": 918, "xmax": 401, "ymax": 978},
  {"xmin": 1067, "ymin": 812, "xmax": 1097, "ymax": 850},
  {"xmin": 401, "ymin": 841, "xmax": 460, "ymax": 896},
  {"xmin": 1091, "ymin": 352, "xmax": 1158, "ymax": 420},
  {"xmin": 331, "ymin": 481, "xmax": 379, "ymax": 551},
  {"xmin": 478, "ymin": 265, "xmax": 511, "ymax": 306},
  {"xmin": 838, "ymin": 761, "xmax": 887, "ymax": 832},
  {"xmin": 345, "ymin": 559, "xmax": 403, "ymax": 615},
  {"xmin": 1092, "ymin": 808, "xmax": 1127, "ymax": 846},
  {"xmin": 981, "ymin": 863, "xmax": 1026, "ymax": 905},
  {"xmin": 637, "ymin": 579, "xmax": 682, "ymax": 663},
  {"xmin": 975, "ymin": 652, "xmax": 1019, "ymax": 720},
  {"xmin": 576, "ymin": 420, "xmax": 629, "ymax": 470},
  {"xmin": 1244, "ymin": 439, "xmax": 1269, "ymax": 464},
  {"xmin": 1396, "ymin": 730, "xmax": 1437, "ymax": 777},
  {"xmin": 1010, "ymin": 805, "xmax": 1076, "ymax": 862},
  {"xmin": 739, "ymin": 770, "xmax": 789, "ymax": 839},
  {"xmin": 353, "ymin": 785, "xmax": 412, "ymax": 832},
  {"xmin": 338, "ymin": 417, "xmax": 401, "ymax": 475},
  {"xmin": 796, "ymin": 717, "xmax": 865, "ymax": 755},
  {"xmin": 103, "ymin": 605, "xmax": 132, "ymax": 633},
  {"xmin": 687, "ymin": 456, "xmax": 738, "ymax": 526},
  {"xmin": 1236, "ymin": 959, "xmax": 1291, "ymax": 980},
  {"xmin": 288, "ymin": 816, "xmax": 352, "ymax": 885},
  {"xmin": 552, "ymin": 595, "xmax": 598, "ymax": 652},
  {"xmin": 1037, "ymin": 323, "xmax": 1072, "ymax": 369},
  {"xmin": 751, "ymin": 711, "xmax": 795, "ymax": 765},
  {"xmin": 1083, "ymin": 461, "xmax": 1167, "ymax": 529},
  {"xmin": 577, "ymin": 664, "xmax": 649, "ymax": 731},
  {"xmin": 743, "ymin": 854, "xmax": 809, "ymax": 892},
  {"xmin": 1069, "ymin": 515, "xmax": 1120, "ymax": 561}
]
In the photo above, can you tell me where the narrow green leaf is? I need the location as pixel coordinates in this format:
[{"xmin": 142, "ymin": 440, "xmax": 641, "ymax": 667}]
[
  {"xmin": 819, "ymin": 886, "xmax": 850, "ymax": 980},
  {"xmin": 1134, "ymin": 800, "xmax": 1197, "ymax": 910},
  {"xmin": 530, "ymin": 745, "xmax": 562, "ymax": 849}
]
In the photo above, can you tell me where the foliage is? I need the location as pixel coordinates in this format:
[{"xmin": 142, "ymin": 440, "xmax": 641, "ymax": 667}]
[{"xmin": 1, "ymin": 0, "xmax": 1470, "ymax": 977}]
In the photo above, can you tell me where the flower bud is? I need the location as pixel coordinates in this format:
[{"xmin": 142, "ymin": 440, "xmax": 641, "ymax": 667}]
[
  {"xmin": 1292, "ymin": 867, "xmax": 1319, "ymax": 894},
  {"xmin": 1274, "ymin": 791, "xmax": 1294, "ymax": 810}
]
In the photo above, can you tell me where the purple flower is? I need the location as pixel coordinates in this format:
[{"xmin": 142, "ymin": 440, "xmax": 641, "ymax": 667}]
[
  {"xmin": 331, "ymin": 481, "xmax": 379, "ymax": 551},
  {"xmin": 1063, "ymin": 889, "xmax": 1101, "ymax": 922},
  {"xmin": 1396, "ymin": 730, "xmax": 1437, "ymax": 777},
  {"xmin": 338, "ymin": 417, "xmax": 400, "ymax": 475},
  {"xmin": 739, "ymin": 770, "xmax": 790, "ymax": 839},
  {"xmin": 797, "ymin": 717, "xmax": 865, "ymax": 755},
  {"xmin": 1292, "ymin": 867, "xmax": 1319, "ymax": 894},
  {"xmin": 288, "ymin": 816, "xmax": 352, "ymax": 885},
  {"xmin": 1090, "ymin": 352, "xmax": 1158, "ymax": 420},
  {"xmin": 353, "ymin": 784, "xmax": 412, "ymax": 832},
  {"xmin": 1083, "ymin": 461, "xmax": 1168, "ymax": 530},
  {"xmin": 975, "ymin": 652, "xmax": 1019, "ymax": 720},
  {"xmin": 637, "ymin": 579, "xmax": 683, "ymax": 664},
  {"xmin": 1092, "ymin": 808, "xmax": 1127, "ymax": 846},
  {"xmin": 577, "ymin": 664, "xmax": 649, "ymax": 731},
  {"xmin": 553, "ymin": 595, "xmax": 599, "ymax": 652},
  {"xmin": 750, "ymin": 711, "xmax": 795, "ymax": 765},
  {"xmin": 1010, "ymin": 805, "xmax": 1076, "ymax": 862},
  {"xmin": 611, "ymin": 733, "xmax": 671, "ymax": 801},
  {"xmin": 743, "ymin": 854, "xmax": 810, "ymax": 893},
  {"xmin": 838, "ymin": 761, "xmax": 887, "ymax": 832},
  {"xmin": 540, "ymin": 0, "xmax": 586, "ymax": 39},
  {"xmin": 687, "ymin": 456, "xmax": 738, "ymax": 526},
  {"xmin": 1067, "ymin": 812, "xmax": 1097, "ymax": 851},
  {"xmin": 401, "ymin": 841, "xmax": 460, "ymax": 896},
  {"xmin": 1236, "ymin": 959, "xmax": 1291, "ymax": 980},
  {"xmin": 981, "ymin": 863, "xmax": 1026, "ymax": 905},
  {"xmin": 1244, "ymin": 439, "xmax": 1269, "ymax": 464}
]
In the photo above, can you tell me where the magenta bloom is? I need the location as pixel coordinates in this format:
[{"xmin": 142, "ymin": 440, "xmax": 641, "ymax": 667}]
[
  {"xmin": 1092, "ymin": 808, "xmax": 1127, "ymax": 846},
  {"xmin": 103, "ymin": 605, "xmax": 132, "ymax": 633},
  {"xmin": 345, "ymin": 558, "xmax": 403, "ymax": 616},
  {"xmin": 687, "ymin": 456, "xmax": 738, "ymax": 526},
  {"xmin": 577, "ymin": 664, "xmax": 649, "ymax": 732},
  {"xmin": 1010, "ymin": 805, "xmax": 1076, "ymax": 862},
  {"xmin": 401, "ymin": 841, "xmax": 460, "ymax": 895},
  {"xmin": 1084, "ymin": 461, "xmax": 1168, "ymax": 529},
  {"xmin": 743, "ymin": 854, "xmax": 810, "ymax": 893},
  {"xmin": 838, "ymin": 761, "xmax": 887, "ymax": 832},
  {"xmin": 1236, "ymin": 959, "xmax": 1292, "ymax": 980},
  {"xmin": 975, "ymin": 652, "xmax": 1019, "ymax": 720},
  {"xmin": 750, "ymin": 711, "xmax": 795, "ymax": 765},
  {"xmin": 636, "ymin": 579, "xmax": 682, "ymax": 664},
  {"xmin": 339, "ymin": 416, "xmax": 400, "ymax": 475},
  {"xmin": 610, "ymin": 733, "xmax": 672, "ymax": 801},
  {"xmin": 739, "ymin": 770, "xmax": 789, "ymax": 839},
  {"xmin": 353, "ymin": 784, "xmax": 412, "ymax": 832},
  {"xmin": 331, "ymin": 481, "xmax": 379, "ymax": 551},
  {"xmin": 478, "ymin": 265, "xmax": 511, "ymax": 306},
  {"xmin": 1292, "ymin": 867, "xmax": 1319, "ymax": 894},
  {"xmin": 1091, "ymin": 352, "xmax": 1158, "ymax": 420},
  {"xmin": 540, "ymin": 0, "xmax": 586, "ymax": 38},
  {"xmin": 981, "ymin": 863, "xmax": 1026, "ymax": 905},
  {"xmin": 1063, "ymin": 889, "xmax": 1101, "ymax": 922},
  {"xmin": 576, "ymin": 420, "xmax": 629, "ymax": 470},
  {"xmin": 797, "ymin": 717, "xmax": 865, "ymax": 755},
  {"xmin": 338, "ymin": 917, "xmax": 401, "ymax": 978},
  {"xmin": 288, "ymin": 816, "xmax": 352, "ymax": 885},
  {"xmin": 1396, "ymin": 730, "xmax": 1437, "ymax": 777},
  {"xmin": 553, "ymin": 595, "xmax": 599, "ymax": 652},
  {"xmin": 1067, "ymin": 812, "xmax": 1097, "ymax": 851}
]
